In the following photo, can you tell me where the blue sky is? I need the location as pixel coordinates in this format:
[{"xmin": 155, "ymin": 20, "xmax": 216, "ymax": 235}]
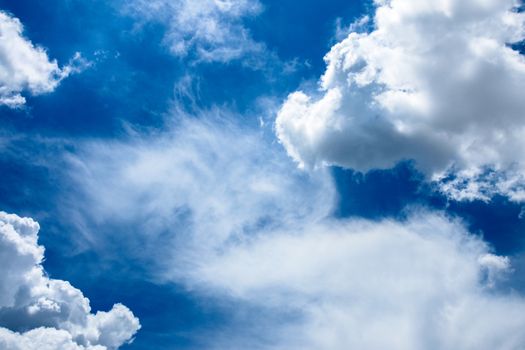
[{"xmin": 1, "ymin": 0, "xmax": 525, "ymax": 349}]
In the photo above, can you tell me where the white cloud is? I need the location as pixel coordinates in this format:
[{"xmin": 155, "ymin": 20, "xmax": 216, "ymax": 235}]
[
  {"xmin": 4, "ymin": 0, "xmax": 525, "ymax": 348},
  {"xmin": 0, "ymin": 327, "xmax": 102, "ymax": 350},
  {"xmin": 59, "ymin": 114, "xmax": 525, "ymax": 349},
  {"xmin": 0, "ymin": 11, "xmax": 81, "ymax": 108},
  {"xmin": 334, "ymin": 15, "xmax": 371, "ymax": 42},
  {"xmin": 122, "ymin": 0, "xmax": 266, "ymax": 64},
  {"xmin": 194, "ymin": 213, "xmax": 525, "ymax": 350},
  {"xmin": 63, "ymin": 114, "xmax": 334, "ymax": 280},
  {"xmin": 0, "ymin": 212, "xmax": 140, "ymax": 349},
  {"xmin": 276, "ymin": 0, "xmax": 525, "ymax": 201}
]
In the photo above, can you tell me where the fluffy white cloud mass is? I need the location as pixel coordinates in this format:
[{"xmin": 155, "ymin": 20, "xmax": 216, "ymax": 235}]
[
  {"xmin": 0, "ymin": 212, "xmax": 140, "ymax": 349},
  {"xmin": 276, "ymin": 0, "xmax": 525, "ymax": 201},
  {"xmin": 0, "ymin": 11, "xmax": 76, "ymax": 108},
  {"xmin": 122, "ymin": 0, "xmax": 265, "ymax": 63}
]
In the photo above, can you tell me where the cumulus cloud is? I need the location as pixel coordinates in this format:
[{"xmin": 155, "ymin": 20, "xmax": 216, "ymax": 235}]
[
  {"xmin": 0, "ymin": 11, "xmax": 83, "ymax": 108},
  {"xmin": 0, "ymin": 212, "xmax": 140, "ymax": 349},
  {"xmin": 276, "ymin": 0, "xmax": 525, "ymax": 201},
  {"xmin": 122, "ymin": 0, "xmax": 265, "ymax": 63}
]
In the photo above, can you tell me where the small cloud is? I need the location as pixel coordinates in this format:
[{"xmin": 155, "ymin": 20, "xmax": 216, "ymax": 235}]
[
  {"xmin": 121, "ymin": 0, "xmax": 266, "ymax": 64},
  {"xmin": 0, "ymin": 12, "xmax": 84, "ymax": 108}
]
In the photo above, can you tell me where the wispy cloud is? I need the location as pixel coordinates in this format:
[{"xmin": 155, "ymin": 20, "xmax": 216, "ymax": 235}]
[
  {"xmin": 57, "ymin": 108, "xmax": 525, "ymax": 349},
  {"xmin": 121, "ymin": 0, "xmax": 267, "ymax": 65},
  {"xmin": 62, "ymin": 111, "xmax": 334, "ymax": 280}
]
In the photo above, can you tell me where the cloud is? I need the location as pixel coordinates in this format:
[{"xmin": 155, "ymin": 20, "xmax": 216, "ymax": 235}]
[
  {"xmin": 0, "ymin": 212, "xmax": 140, "ymax": 349},
  {"xmin": 59, "ymin": 114, "xmax": 525, "ymax": 349},
  {"xmin": 121, "ymin": 0, "xmax": 266, "ymax": 64},
  {"xmin": 276, "ymin": 0, "xmax": 525, "ymax": 201},
  {"xmin": 62, "ymin": 114, "xmax": 334, "ymax": 280},
  {"xmin": 4, "ymin": 1, "xmax": 525, "ymax": 348},
  {"xmin": 194, "ymin": 213, "xmax": 525, "ymax": 350},
  {"xmin": 0, "ymin": 11, "xmax": 83, "ymax": 108}
]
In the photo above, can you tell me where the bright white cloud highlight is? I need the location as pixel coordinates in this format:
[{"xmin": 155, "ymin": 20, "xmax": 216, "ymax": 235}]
[
  {"xmin": 0, "ymin": 212, "xmax": 140, "ymax": 349},
  {"xmin": 0, "ymin": 11, "xmax": 80, "ymax": 108},
  {"xmin": 276, "ymin": 0, "xmax": 525, "ymax": 201},
  {"xmin": 122, "ymin": 0, "xmax": 265, "ymax": 63}
]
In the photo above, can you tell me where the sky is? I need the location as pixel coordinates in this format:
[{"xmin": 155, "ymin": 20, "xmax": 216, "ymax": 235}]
[{"xmin": 1, "ymin": 0, "xmax": 525, "ymax": 349}]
